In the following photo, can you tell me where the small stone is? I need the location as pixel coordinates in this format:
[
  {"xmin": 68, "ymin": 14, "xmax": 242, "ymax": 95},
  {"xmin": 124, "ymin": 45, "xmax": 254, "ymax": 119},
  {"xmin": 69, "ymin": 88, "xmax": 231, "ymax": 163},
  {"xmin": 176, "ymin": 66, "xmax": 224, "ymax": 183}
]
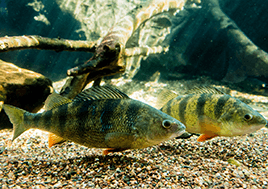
[
  {"xmin": 8, "ymin": 172, "xmax": 13, "ymax": 178},
  {"xmin": 215, "ymin": 173, "xmax": 221, "ymax": 178},
  {"xmin": 53, "ymin": 181, "xmax": 62, "ymax": 187},
  {"xmin": 227, "ymin": 158, "xmax": 241, "ymax": 167}
]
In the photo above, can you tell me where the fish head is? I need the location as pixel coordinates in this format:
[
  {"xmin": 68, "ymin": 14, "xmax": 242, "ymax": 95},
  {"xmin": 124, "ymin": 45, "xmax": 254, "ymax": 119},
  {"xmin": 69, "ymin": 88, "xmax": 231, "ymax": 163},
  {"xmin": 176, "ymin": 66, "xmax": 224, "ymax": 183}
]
[
  {"xmin": 135, "ymin": 106, "xmax": 186, "ymax": 146},
  {"xmin": 218, "ymin": 101, "xmax": 267, "ymax": 136}
]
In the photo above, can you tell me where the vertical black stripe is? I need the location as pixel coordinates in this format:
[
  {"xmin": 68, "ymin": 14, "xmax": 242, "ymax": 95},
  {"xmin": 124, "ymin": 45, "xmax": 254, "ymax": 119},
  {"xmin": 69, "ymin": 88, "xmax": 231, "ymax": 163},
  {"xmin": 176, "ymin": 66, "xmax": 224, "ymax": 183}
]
[
  {"xmin": 75, "ymin": 101, "xmax": 91, "ymax": 138},
  {"xmin": 179, "ymin": 95, "xmax": 193, "ymax": 124},
  {"xmin": 31, "ymin": 112, "xmax": 40, "ymax": 128},
  {"xmin": 57, "ymin": 104, "xmax": 68, "ymax": 135},
  {"xmin": 196, "ymin": 94, "xmax": 212, "ymax": 116},
  {"xmin": 100, "ymin": 99, "xmax": 122, "ymax": 132},
  {"xmin": 161, "ymin": 99, "xmax": 173, "ymax": 116},
  {"xmin": 124, "ymin": 100, "xmax": 141, "ymax": 131},
  {"xmin": 43, "ymin": 110, "xmax": 53, "ymax": 130},
  {"xmin": 214, "ymin": 95, "xmax": 231, "ymax": 119}
]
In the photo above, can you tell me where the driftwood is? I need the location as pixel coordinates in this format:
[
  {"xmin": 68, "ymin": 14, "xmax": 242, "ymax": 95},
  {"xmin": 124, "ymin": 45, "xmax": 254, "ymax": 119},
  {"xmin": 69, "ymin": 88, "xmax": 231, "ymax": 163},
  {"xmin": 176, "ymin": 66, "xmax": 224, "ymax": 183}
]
[
  {"xmin": 61, "ymin": 0, "xmax": 191, "ymax": 98},
  {"xmin": 0, "ymin": 35, "xmax": 96, "ymax": 52},
  {"xmin": 202, "ymin": 0, "xmax": 268, "ymax": 81},
  {"xmin": 0, "ymin": 0, "xmax": 267, "ymax": 99}
]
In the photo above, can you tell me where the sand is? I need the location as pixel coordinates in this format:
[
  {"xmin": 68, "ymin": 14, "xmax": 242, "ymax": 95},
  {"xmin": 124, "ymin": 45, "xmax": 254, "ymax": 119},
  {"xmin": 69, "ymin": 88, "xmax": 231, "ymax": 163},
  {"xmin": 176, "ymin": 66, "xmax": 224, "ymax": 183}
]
[{"xmin": 1, "ymin": 76, "xmax": 268, "ymax": 188}]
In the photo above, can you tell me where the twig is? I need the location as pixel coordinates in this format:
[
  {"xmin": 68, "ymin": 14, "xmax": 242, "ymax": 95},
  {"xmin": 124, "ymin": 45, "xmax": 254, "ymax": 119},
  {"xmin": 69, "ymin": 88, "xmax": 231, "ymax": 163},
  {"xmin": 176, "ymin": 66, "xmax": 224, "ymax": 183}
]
[
  {"xmin": 0, "ymin": 35, "xmax": 96, "ymax": 53},
  {"xmin": 124, "ymin": 46, "xmax": 169, "ymax": 57}
]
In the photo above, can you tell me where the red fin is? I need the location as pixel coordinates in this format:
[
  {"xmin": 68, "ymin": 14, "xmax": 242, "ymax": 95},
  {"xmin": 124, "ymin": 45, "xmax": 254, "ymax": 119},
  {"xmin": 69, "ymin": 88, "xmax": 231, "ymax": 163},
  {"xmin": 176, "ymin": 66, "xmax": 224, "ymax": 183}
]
[
  {"xmin": 48, "ymin": 133, "xmax": 66, "ymax": 148},
  {"xmin": 103, "ymin": 148, "xmax": 128, "ymax": 155},
  {"xmin": 197, "ymin": 134, "xmax": 218, "ymax": 142}
]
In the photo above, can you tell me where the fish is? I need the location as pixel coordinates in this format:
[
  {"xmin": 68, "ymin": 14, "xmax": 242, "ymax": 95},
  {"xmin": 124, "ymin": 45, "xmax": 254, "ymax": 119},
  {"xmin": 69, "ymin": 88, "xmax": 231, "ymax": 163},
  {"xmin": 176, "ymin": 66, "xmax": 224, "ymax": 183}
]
[
  {"xmin": 156, "ymin": 86, "xmax": 267, "ymax": 142},
  {"xmin": 3, "ymin": 85, "xmax": 186, "ymax": 155}
]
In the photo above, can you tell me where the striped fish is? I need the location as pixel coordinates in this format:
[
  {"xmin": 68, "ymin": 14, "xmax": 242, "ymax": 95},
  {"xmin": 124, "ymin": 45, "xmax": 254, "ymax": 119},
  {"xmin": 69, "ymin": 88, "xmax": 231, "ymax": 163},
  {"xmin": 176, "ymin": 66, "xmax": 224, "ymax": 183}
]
[
  {"xmin": 157, "ymin": 86, "xmax": 267, "ymax": 142},
  {"xmin": 3, "ymin": 86, "xmax": 185, "ymax": 155}
]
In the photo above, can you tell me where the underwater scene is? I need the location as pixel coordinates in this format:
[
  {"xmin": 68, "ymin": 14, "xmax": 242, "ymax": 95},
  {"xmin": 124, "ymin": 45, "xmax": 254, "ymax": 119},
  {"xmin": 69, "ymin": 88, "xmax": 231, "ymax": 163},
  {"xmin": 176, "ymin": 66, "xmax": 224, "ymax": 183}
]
[{"xmin": 0, "ymin": 0, "xmax": 268, "ymax": 188}]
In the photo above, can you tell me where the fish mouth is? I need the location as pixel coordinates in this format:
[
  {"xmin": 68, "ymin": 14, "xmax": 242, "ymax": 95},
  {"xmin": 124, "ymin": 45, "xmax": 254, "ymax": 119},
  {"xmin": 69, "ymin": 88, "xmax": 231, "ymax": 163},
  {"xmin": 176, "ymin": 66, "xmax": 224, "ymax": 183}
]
[
  {"xmin": 169, "ymin": 129, "xmax": 186, "ymax": 139},
  {"xmin": 225, "ymin": 124, "xmax": 265, "ymax": 136}
]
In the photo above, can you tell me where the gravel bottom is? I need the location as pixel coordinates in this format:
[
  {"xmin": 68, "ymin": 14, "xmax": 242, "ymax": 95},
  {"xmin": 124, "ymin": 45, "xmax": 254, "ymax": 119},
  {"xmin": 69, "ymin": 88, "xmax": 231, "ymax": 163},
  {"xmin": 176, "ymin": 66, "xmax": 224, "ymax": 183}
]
[{"xmin": 1, "ymin": 77, "xmax": 268, "ymax": 188}]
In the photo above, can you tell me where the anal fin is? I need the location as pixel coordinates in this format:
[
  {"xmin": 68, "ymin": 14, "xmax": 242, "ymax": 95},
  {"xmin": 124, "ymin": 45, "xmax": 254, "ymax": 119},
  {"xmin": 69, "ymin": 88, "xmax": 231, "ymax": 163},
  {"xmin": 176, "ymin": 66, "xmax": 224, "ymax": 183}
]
[{"xmin": 48, "ymin": 133, "xmax": 66, "ymax": 147}]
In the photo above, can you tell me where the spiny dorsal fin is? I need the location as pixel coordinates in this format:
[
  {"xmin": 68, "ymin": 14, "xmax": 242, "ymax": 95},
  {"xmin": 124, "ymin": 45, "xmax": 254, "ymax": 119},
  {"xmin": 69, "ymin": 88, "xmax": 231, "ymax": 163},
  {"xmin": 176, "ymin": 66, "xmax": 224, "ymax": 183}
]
[
  {"xmin": 44, "ymin": 92, "xmax": 72, "ymax": 110},
  {"xmin": 155, "ymin": 89, "xmax": 178, "ymax": 109},
  {"xmin": 185, "ymin": 86, "xmax": 225, "ymax": 95},
  {"xmin": 74, "ymin": 85, "xmax": 129, "ymax": 102}
]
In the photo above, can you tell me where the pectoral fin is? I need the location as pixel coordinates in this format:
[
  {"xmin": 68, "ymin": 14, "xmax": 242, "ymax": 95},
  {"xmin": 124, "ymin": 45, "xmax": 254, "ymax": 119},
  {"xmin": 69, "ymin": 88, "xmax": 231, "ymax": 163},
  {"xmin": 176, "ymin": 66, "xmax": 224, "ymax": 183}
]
[
  {"xmin": 197, "ymin": 134, "xmax": 218, "ymax": 142},
  {"xmin": 48, "ymin": 133, "xmax": 66, "ymax": 147}
]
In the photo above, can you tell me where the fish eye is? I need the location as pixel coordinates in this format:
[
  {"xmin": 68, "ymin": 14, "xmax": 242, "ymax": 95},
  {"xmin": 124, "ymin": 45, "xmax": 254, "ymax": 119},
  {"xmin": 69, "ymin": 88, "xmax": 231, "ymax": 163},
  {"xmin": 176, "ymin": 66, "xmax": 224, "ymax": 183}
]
[
  {"xmin": 162, "ymin": 120, "xmax": 172, "ymax": 129},
  {"xmin": 244, "ymin": 114, "xmax": 253, "ymax": 121}
]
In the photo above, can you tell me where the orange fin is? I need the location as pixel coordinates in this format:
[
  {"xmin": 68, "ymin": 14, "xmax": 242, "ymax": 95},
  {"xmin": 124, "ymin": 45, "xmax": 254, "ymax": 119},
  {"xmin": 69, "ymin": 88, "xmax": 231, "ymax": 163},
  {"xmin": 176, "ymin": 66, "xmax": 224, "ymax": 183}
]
[
  {"xmin": 197, "ymin": 134, "xmax": 218, "ymax": 142},
  {"xmin": 103, "ymin": 148, "xmax": 128, "ymax": 155},
  {"xmin": 48, "ymin": 133, "xmax": 66, "ymax": 148}
]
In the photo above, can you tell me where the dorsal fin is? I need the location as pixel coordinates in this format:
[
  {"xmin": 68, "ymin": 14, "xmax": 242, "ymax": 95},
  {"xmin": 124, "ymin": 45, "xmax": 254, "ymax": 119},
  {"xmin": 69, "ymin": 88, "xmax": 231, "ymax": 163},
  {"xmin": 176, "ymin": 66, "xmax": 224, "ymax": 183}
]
[
  {"xmin": 185, "ymin": 86, "xmax": 225, "ymax": 95},
  {"xmin": 74, "ymin": 85, "xmax": 129, "ymax": 101},
  {"xmin": 155, "ymin": 89, "xmax": 178, "ymax": 109},
  {"xmin": 44, "ymin": 92, "xmax": 72, "ymax": 110}
]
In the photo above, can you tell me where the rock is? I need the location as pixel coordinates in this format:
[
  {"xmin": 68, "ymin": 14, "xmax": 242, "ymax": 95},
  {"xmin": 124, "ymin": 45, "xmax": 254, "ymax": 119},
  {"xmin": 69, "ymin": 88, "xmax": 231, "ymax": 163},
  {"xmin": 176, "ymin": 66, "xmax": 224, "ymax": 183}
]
[
  {"xmin": 227, "ymin": 158, "xmax": 241, "ymax": 167},
  {"xmin": 0, "ymin": 60, "xmax": 52, "ymax": 130}
]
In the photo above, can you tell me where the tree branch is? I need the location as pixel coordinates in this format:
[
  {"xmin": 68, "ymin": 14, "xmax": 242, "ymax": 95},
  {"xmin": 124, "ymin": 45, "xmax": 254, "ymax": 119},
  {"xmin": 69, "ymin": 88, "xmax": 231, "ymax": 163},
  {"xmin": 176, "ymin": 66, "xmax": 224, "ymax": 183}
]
[
  {"xmin": 60, "ymin": 0, "xmax": 190, "ymax": 98},
  {"xmin": 124, "ymin": 46, "xmax": 169, "ymax": 57},
  {"xmin": 66, "ymin": 0, "xmax": 189, "ymax": 77},
  {"xmin": 0, "ymin": 35, "xmax": 96, "ymax": 52},
  {"xmin": 202, "ymin": 0, "xmax": 268, "ymax": 78}
]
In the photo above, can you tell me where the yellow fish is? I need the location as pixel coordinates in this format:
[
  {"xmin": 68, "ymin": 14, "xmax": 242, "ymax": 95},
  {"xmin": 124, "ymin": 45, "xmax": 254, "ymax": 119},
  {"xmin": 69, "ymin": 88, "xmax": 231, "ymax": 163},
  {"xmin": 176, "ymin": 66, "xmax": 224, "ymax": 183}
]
[{"xmin": 156, "ymin": 86, "xmax": 267, "ymax": 141}]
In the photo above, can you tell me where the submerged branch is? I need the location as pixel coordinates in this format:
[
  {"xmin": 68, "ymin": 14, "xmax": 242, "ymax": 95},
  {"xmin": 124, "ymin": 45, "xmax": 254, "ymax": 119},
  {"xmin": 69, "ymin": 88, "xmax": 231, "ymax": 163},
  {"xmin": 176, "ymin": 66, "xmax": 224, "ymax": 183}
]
[
  {"xmin": 203, "ymin": 0, "xmax": 268, "ymax": 78},
  {"xmin": 124, "ymin": 46, "xmax": 169, "ymax": 57},
  {"xmin": 61, "ymin": 0, "xmax": 190, "ymax": 97},
  {"xmin": 0, "ymin": 35, "xmax": 96, "ymax": 53},
  {"xmin": 66, "ymin": 0, "xmax": 189, "ymax": 77}
]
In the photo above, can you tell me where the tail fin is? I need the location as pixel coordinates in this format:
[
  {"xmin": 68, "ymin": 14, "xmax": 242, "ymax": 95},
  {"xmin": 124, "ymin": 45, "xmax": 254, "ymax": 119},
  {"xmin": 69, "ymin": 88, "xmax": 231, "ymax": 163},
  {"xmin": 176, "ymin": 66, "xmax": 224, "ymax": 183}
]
[{"xmin": 3, "ymin": 104, "xmax": 28, "ymax": 141}]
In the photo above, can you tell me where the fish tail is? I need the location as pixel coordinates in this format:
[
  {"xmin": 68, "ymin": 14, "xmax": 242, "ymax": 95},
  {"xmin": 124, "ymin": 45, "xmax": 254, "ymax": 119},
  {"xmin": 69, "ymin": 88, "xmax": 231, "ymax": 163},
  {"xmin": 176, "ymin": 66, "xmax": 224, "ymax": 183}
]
[{"xmin": 3, "ymin": 104, "xmax": 29, "ymax": 141}]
